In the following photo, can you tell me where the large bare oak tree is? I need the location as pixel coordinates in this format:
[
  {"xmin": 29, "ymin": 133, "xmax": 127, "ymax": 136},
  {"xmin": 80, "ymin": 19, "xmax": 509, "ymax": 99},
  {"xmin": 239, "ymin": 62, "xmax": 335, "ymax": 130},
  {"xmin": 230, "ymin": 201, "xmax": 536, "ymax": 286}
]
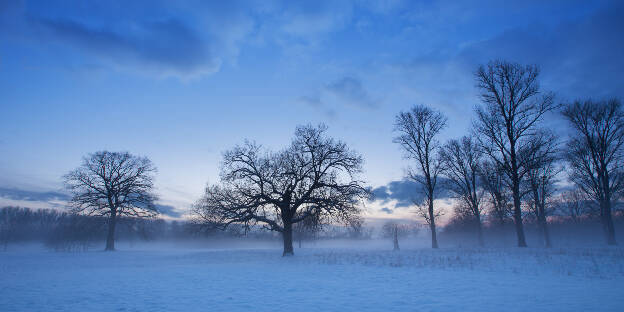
[
  {"xmin": 474, "ymin": 60, "xmax": 556, "ymax": 247},
  {"xmin": 563, "ymin": 98, "xmax": 624, "ymax": 245},
  {"xmin": 394, "ymin": 104, "xmax": 447, "ymax": 248},
  {"xmin": 193, "ymin": 124, "xmax": 368, "ymax": 256},
  {"xmin": 64, "ymin": 151, "xmax": 158, "ymax": 251}
]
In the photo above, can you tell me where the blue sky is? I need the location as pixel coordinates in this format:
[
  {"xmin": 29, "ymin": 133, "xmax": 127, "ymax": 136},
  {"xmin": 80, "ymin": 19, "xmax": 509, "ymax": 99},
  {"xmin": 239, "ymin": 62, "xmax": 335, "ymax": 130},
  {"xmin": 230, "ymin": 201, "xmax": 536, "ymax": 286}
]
[{"xmin": 1, "ymin": 0, "xmax": 623, "ymax": 218}]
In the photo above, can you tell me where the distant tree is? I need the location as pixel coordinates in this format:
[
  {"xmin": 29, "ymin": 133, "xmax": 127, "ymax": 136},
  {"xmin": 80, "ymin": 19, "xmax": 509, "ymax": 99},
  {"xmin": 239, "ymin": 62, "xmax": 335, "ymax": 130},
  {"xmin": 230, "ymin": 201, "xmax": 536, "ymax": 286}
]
[
  {"xmin": 380, "ymin": 221, "xmax": 416, "ymax": 251},
  {"xmin": 480, "ymin": 161, "xmax": 513, "ymax": 225},
  {"xmin": 394, "ymin": 104, "xmax": 447, "ymax": 248},
  {"xmin": 193, "ymin": 124, "xmax": 368, "ymax": 256},
  {"xmin": 523, "ymin": 131, "xmax": 560, "ymax": 248},
  {"xmin": 0, "ymin": 207, "xmax": 20, "ymax": 251},
  {"xmin": 439, "ymin": 136, "xmax": 486, "ymax": 246},
  {"xmin": 557, "ymin": 188, "xmax": 590, "ymax": 223},
  {"xmin": 345, "ymin": 216, "xmax": 373, "ymax": 239},
  {"xmin": 562, "ymin": 98, "xmax": 624, "ymax": 245},
  {"xmin": 45, "ymin": 213, "xmax": 102, "ymax": 252},
  {"xmin": 293, "ymin": 212, "xmax": 322, "ymax": 248},
  {"xmin": 474, "ymin": 60, "xmax": 556, "ymax": 247},
  {"xmin": 64, "ymin": 151, "xmax": 158, "ymax": 251}
]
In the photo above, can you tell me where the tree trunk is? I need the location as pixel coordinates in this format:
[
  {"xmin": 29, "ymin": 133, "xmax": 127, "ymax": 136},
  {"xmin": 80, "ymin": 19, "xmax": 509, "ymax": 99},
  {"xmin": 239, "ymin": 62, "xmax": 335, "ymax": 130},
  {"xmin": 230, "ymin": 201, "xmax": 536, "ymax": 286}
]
[
  {"xmin": 476, "ymin": 215, "xmax": 484, "ymax": 247},
  {"xmin": 393, "ymin": 225, "xmax": 400, "ymax": 251},
  {"xmin": 511, "ymin": 180, "xmax": 528, "ymax": 247},
  {"xmin": 429, "ymin": 198, "xmax": 438, "ymax": 248},
  {"xmin": 537, "ymin": 206, "xmax": 552, "ymax": 248},
  {"xmin": 542, "ymin": 218, "xmax": 552, "ymax": 248},
  {"xmin": 105, "ymin": 210, "xmax": 117, "ymax": 251},
  {"xmin": 603, "ymin": 199, "xmax": 617, "ymax": 246},
  {"xmin": 282, "ymin": 222, "xmax": 294, "ymax": 256}
]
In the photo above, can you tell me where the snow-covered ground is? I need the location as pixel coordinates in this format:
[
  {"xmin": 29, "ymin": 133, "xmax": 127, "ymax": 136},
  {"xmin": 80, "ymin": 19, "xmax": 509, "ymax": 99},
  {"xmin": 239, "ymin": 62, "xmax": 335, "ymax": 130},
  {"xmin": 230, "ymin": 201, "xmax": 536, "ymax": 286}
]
[{"xmin": 1, "ymin": 242, "xmax": 624, "ymax": 311}]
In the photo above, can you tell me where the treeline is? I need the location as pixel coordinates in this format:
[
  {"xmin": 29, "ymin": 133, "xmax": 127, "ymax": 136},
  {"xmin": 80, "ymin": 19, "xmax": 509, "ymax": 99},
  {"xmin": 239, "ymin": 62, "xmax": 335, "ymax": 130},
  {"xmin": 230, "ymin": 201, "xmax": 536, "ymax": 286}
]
[
  {"xmin": 0, "ymin": 206, "xmax": 372, "ymax": 251},
  {"xmin": 442, "ymin": 200, "xmax": 624, "ymax": 247},
  {"xmin": 393, "ymin": 60, "xmax": 624, "ymax": 248},
  {"xmin": 0, "ymin": 206, "xmax": 180, "ymax": 251}
]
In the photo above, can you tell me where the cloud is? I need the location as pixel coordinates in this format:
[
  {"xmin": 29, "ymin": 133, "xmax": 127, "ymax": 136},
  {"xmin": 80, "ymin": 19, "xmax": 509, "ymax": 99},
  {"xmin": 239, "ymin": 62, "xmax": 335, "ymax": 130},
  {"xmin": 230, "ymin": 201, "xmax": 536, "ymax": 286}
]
[
  {"xmin": 0, "ymin": 187, "xmax": 182, "ymax": 218},
  {"xmin": 298, "ymin": 93, "xmax": 336, "ymax": 118},
  {"xmin": 371, "ymin": 180, "xmax": 422, "ymax": 208},
  {"xmin": 326, "ymin": 76, "xmax": 378, "ymax": 108},
  {"xmin": 154, "ymin": 204, "xmax": 182, "ymax": 218},
  {"xmin": 380, "ymin": 207, "xmax": 393, "ymax": 214},
  {"xmin": 299, "ymin": 76, "xmax": 378, "ymax": 117},
  {"xmin": 458, "ymin": 1, "xmax": 624, "ymax": 101},
  {"xmin": 277, "ymin": 0, "xmax": 354, "ymax": 37},
  {"xmin": 371, "ymin": 179, "xmax": 451, "ymax": 209},
  {"xmin": 34, "ymin": 17, "xmax": 218, "ymax": 78},
  {"xmin": 0, "ymin": 187, "xmax": 70, "ymax": 202}
]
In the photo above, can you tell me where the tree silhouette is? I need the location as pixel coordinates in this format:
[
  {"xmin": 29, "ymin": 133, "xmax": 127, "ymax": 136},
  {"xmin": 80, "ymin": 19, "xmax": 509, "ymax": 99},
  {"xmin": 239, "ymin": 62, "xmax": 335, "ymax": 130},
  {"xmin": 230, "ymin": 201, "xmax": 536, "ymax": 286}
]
[
  {"xmin": 474, "ymin": 60, "xmax": 556, "ymax": 247},
  {"xmin": 194, "ymin": 124, "xmax": 368, "ymax": 256},
  {"xmin": 64, "ymin": 151, "xmax": 158, "ymax": 251},
  {"xmin": 394, "ymin": 104, "xmax": 447, "ymax": 248}
]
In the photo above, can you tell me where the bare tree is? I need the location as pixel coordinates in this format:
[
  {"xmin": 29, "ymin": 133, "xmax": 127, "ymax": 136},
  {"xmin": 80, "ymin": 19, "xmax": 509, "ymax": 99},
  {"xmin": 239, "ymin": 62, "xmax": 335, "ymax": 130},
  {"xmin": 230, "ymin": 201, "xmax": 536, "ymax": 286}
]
[
  {"xmin": 480, "ymin": 161, "xmax": 513, "ymax": 225},
  {"xmin": 394, "ymin": 104, "xmax": 447, "ymax": 248},
  {"xmin": 64, "ymin": 151, "xmax": 158, "ymax": 251},
  {"xmin": 293, "ymin": 212, "xmax": 322, "ymax": 248},
  {"xmin": 439, "ymin": 136, "xmax": 486, "ymax": 246},
  {"xmin": 523, "ymin": 131, "xmax": 560, "ymax": 248},
  {"xmin": 193, "ymin": 124, "xmax": 368, "ymax": 256},
  {"xmin": 557, "ymin": 188, "xmax": 590, "ymax": 223},
  {"xmin": 562, "ymin": 98, "xmax": 624, "ymax": 245},
  {"xmin": 380, "ymin": 221, "xmax": 415, "ymax": 251},
  {"xmin": 474, "ymin": 60, "xmax": 556, "ymax": 247}
]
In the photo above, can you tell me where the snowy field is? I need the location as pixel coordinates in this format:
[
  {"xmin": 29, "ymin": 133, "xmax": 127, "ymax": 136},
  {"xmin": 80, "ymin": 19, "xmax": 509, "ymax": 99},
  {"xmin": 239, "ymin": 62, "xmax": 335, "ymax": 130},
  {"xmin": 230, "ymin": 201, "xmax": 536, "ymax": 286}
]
[{"xmin": 2, "ymin": 242, "xmax": 624, "ymax": 311}]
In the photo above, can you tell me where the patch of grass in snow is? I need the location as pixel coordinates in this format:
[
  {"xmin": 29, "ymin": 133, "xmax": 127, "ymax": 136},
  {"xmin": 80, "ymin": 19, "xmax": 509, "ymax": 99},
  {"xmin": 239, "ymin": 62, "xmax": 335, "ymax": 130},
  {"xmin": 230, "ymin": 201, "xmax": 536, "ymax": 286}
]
[{"xmin": 299, "ymin": 247, "xmax": 624, "ymax": 279}]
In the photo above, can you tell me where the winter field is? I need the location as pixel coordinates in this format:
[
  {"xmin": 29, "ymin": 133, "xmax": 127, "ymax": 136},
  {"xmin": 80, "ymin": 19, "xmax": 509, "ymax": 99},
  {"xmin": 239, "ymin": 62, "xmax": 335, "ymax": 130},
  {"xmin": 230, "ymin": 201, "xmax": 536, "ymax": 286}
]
[{"xmin": 2, "ymin": 241, "xmax": 624, "ymax": 312}]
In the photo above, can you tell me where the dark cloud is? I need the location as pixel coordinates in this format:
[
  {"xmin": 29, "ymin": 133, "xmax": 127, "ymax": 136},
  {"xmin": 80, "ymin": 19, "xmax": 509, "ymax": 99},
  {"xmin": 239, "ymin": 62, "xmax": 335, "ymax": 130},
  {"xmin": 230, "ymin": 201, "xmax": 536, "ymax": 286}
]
[
  {"xmin": 0, "ymin": 187, "xmax": 70, "ymax": 202},
  {"xmin": 326, "ymin": 76, "xmax": 378, "ymax": 108},
  {"xmin": 371, "ymin": 179, "xmax": 451, "ymax": 208},
  {"xmin": 154, "ymin": 204, "xmax": 182, "ymax": 218},
  {"xmin": 371, "ymin": 179, "xmax": 421, "ymax": 208},
  {"xmin": 33, "ymin": 17, "xmax": 216, "ymax": 77},
  {"xmin": 457, "ymin": 1, "xmax": 624, "ymax": 101},
  {"xmin": 380, "ymin": 207, "xmax": 393, "ymax": 214}
]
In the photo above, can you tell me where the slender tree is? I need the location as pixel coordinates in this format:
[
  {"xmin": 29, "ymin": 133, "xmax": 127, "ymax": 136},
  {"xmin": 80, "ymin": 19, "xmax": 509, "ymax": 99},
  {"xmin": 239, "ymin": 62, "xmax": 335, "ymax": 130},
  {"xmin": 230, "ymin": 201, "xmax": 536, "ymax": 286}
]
[
  {"xmin": 474, "ymin": 60, "xmax": 556, "ymax": 247},
  {"xmin": 193, "ymin": 124, "xmax": 368, "ymax": 256},
  {"xmin": 480, "ymin": 161, "xmax": 513, "ymax": 225},
  {"xmin": 394, "ymin": 104, "xmax": 447, "ymax": 248},
  {"xmin": 64, "ymin": 151, "xmax": 158, "ymax": 251},
  {"xmin": 380, "ymin": 221, "xmax": 414, "ymax": 251},
  {"xmin": 523, "ymin": 131, "xmax": 560, "ymax": 248},
  {"xmin": 557, "ymin": 188, "xmax": 590, "ymax": 223},
  {"xmin": 562, "ymin": 98, "xmax": 624, "ymax": 245},
  {"xmin": 439, "ymin": 136, "xmax": 486, "ymax": 246}
]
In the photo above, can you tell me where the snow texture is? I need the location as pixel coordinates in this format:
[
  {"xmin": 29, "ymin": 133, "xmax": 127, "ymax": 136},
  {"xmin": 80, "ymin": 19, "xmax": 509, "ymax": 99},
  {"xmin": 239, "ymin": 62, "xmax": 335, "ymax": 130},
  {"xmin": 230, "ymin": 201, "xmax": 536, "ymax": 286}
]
[{"xmin": 1, "ymin": 244, "xmax": 623, "ymax": 311}]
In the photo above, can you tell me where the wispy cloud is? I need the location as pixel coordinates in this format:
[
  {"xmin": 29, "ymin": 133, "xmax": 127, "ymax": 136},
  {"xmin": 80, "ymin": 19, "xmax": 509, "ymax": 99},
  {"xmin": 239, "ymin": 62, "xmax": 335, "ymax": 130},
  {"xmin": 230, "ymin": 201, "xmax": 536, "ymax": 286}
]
[
  {"xmin": 0, "ymin": 187, "xmax": 182, "ymax": 218},
  {"xmin": 33, "ymin": 17, "xmax": 218, "ymax": 78},
  {"xmin": 0, "ymin": 187, "xmax": 69, "ymax": 202},
  {"xmin": 326, "ymin": 76, "xmax": 379, "ymax": 108}
]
